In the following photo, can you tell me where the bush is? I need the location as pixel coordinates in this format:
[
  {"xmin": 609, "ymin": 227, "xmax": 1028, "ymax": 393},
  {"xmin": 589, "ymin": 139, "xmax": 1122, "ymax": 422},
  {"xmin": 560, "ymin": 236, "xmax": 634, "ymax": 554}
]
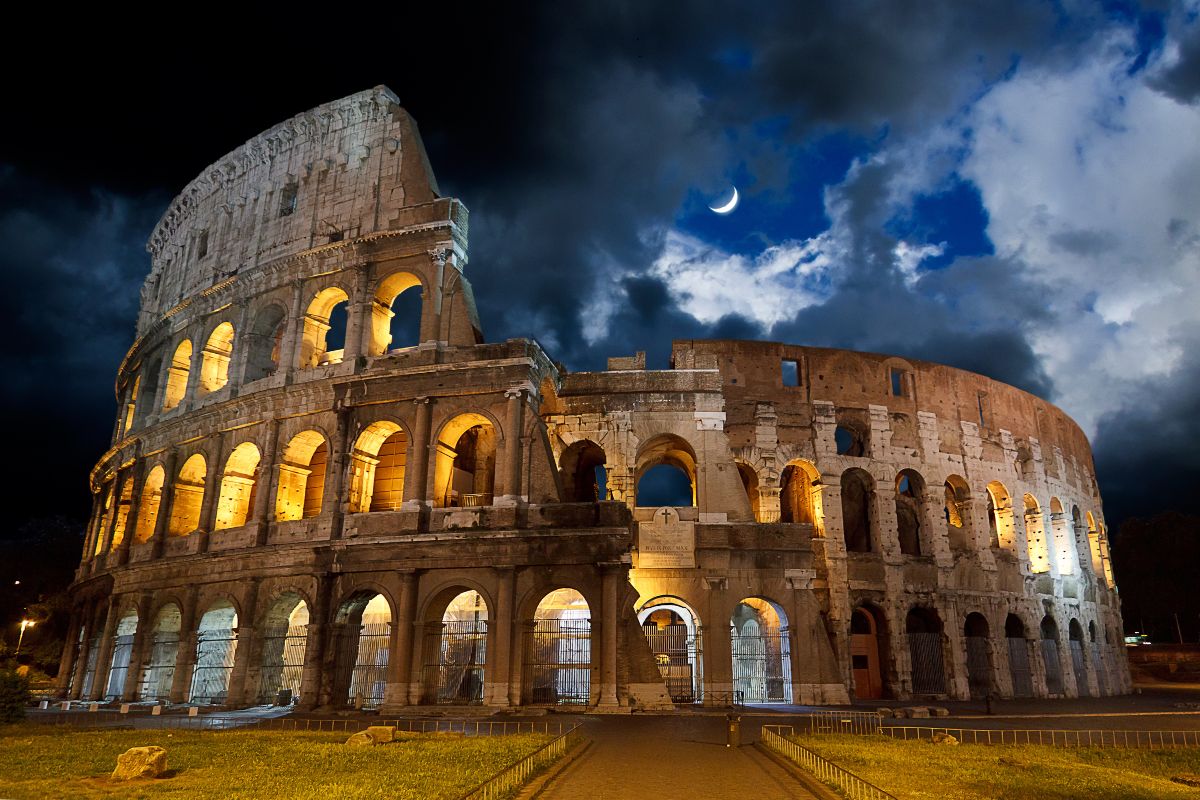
[{"xmin": 0, "ymin": 667, "xmax": 31, "ymax": 723}]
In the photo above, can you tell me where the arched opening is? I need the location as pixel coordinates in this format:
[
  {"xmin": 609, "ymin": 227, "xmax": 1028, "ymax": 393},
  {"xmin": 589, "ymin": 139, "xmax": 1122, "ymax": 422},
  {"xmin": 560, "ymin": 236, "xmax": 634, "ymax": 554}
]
[
  {"xmin": 168, "ymin": 454, "xmax": 207, "ymax": 536},
  {"xmin": 1025, "ymin": 494, "xmax": 1050, "ymax": 573},
  {"xmin": 1050, "ymin": 497, "xmax": 1076, "ymax": 575},
  {"xmin": 256, "ymin": 593, "xmax": 308, "ymax": 705},
  {"xmin": 1089, "ymin": 620, "xmax": 1109, "ymax": 695},
  {"xmin": 986, "ymin": 481, "xmax": 1013, "ymax": 550},
  {"xmin": 780, "ymin": 460, "xmax": 822, "ymax": 527},
  {"xmin": 434, "ymin": 414, "xmax": 496, "ymax": 507},
  {"xmin": 93, "ymin": 484, "xmax": 115, "ymax": 557},
  {"xmin": 190, "ymin": 600, "xmax": 238, "ymax": 704},
  {"xmin": 121, "ymin": 376, "xmax": 139, "ymax": 436},
  {"xmin": 895, "ymin": 470, "xmax": 925, "ymax": 556},
  {"xmin": 337, "ymin": 593, "xmax": 391, "ymax": 710},
  {"xmin": 134, "ymin": 465, "xmax": 165, "ymax": 542},
  {"xmin": 1005, "ymin": 614, "xmax": 1034, "ymax": 697},
  {"xmin": 198, "ymin": 321, "xmax": 235, "ymax": 394},
  {"xmin": 1040, "ymin": 615, "xmax": 1064, "ymax": 695},
  {"xmin": 559, "ymin": 440, "xmax": 608, "ymax": 502},
  {"xmin": 138, "ymin": 604, "xmax": 181, "ymax": 702},
  {"xmin": 105, "ymin": 610, "xmax": 138, "ymax": 700},
  {"xmin": 243, "ymin": 304, "xmax": 287, "ymax": 383},
  {"xmin": 348, "ymin": 422, "xmax": 408, "ymax": 513},
  {"xmin": 736, "ymin": 462, "xmax": 762, "ymax": 521},
  {"xmin": 524, "ymin": 588, "xmax": 591, "ymax": 705},
  {"xmin": 639, "ymin": 598, "xmax": 702, "ymax": 704},
  {"xmin": 370, "ymin": 271, "xmax": 423, "ymax": 354},
  {"xmin": 964, "ymin": 612, "xmax": 992, "ymax": 700},
  {"xmin": 841, "ymin": 468, "xmax": 873, "ymax": 553},
  {"xmin": 850, "ymin": 606, "xmax": 887, "ymax": 700},
  {"xmin": 276, "ymin": 431, "xmax": 329, "ymax": 521},
  {"xmin": 943, "ymin": 475, "xmax": 971, "ymax": 553},
  {"xmin": 834, "ymin": 424, "xmax": 866, "ymax": 457},
  {"xmin": 731, "ymin": 598, "xmax": 792, "ymax": 704},
  {"xmin": 1085, "ymin": 511, "xmax": 1104, "ymax": 577},
  {"xmin": 109, "ymin": 476, "xmax": 134, "ymax": 552},
  {"xmin": 1068, "ymin": 618, "xmax": 1089, "ymax": 697},
  {"xmin": 162, "ymin": 339, "xmax": 192, "ymax": 411},
  {"xmin": 905, "ymin": 607, "xmax": 946, "ymax": 695},
  {"xmin": 300, "ymin": 287, "xmax": 349, "ymax": 368},
  {"xmin": 635, "ymin": 434, "xmax": 698, "ymax": 508},
  {"xmin": 423, "ymin": 590, "xmax": 488, "ymax": 705},
  {"xmin": 214, "ymin": 442, "xmax": 260, "ymax": 530}
]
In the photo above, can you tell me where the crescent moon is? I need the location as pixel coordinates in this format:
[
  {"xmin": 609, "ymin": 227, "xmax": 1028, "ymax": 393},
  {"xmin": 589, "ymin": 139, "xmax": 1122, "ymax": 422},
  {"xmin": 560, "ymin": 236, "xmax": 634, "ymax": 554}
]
[{"xmin": 709, "ymin": 187, "xmax": 739, "ymax": 214}]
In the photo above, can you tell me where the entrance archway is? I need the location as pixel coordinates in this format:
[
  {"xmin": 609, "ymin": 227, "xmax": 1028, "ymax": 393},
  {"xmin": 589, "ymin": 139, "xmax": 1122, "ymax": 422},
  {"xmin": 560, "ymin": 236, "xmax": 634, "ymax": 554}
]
[
  {"xmin": 1041, "ymin": 615, "xmax": 1064, "ymax": 695},
  {"xmin": 138, "ymin": 603, "xmax": 180, "ymax": 702},
  {"xmin": 638, "ymin": 598, "xmax": 702, "ymax": 703},
  {"xmin": 524, "ymin": 588, "xmax": 591, "ymax": 705},
  {"xmin": 105, "ymin": 610, "xmax": 138, "ymax": 700},
  {"xmin": 256, "ymin": 593, "xmax": 308, "ymax": 705},
  {"xmin": 964, "ymin": 613, "xmax": 992, "ymax": 700},
  {"xmin": 850, "ymin": 606, "xmax": 886, "ymax": 700},
  {"xmin": 337, "ymin": 593, "xmax": 391, "ymax": 710},
  {"xmin": 730, "ymin": 598, "xmax": 792, "ymax": 704},
  {"xmin": 1005, "ymin": 614, "xmax": 1034, "ymax": 697},
  {"xmin": 423, "ymin": 589, "xmax": 488, "ymax": 705},
  {"xmin": 190, "ymin": 600, "xmax": 238, "ymax": 704},
  {"xmin": 905, "ymin": 607, "xmax": 947, "ymax": 695},
  {"xmin": 1068, "ymin": 618, "xmax": 1089, "ymax": 697}
]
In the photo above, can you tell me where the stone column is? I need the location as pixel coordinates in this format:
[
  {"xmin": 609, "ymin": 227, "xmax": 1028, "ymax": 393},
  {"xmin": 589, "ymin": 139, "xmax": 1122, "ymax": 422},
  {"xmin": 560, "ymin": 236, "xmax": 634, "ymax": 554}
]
[
  {"xmin": 89, "ymin": 596, "xmax": 120, "ymax": 700},
  {"xmin": 196, "ymin": 436, "xmax": 227, "ymax": 553},
  {"xmin": 598, "ymin": 564, "xmax": 621, "ymax": 706},
  {"xmin": 386, "ymin": 571, "xmax": 419, "ymax": 707},
  {"xmin": 169, "ymin": 589, "xmax": 200, "ymax": 704},
  {"xmin": 253, "ymin": 419, "xmax": 280, "ymax": 545},
  {"xmin": 497, "ymin": 388, "xmax": 526, "ymax": 506},
  {"xmin": 56, "ymin": 613, "xmax": 82, "ymax": 697},
  {"xmin": 488, "ymin": 567, "xmax": 515, "ymax": 706},
  {"xmin": 345, "ymin": 263, "xmax": 373, "ymax": 361},
  {"xmin": 80, "ymin": 492, "xmax": 102, "ymax": 565},
  {"xmin": 117, "ymin": 461, "xmax": 146, "ymax": 566},
  {"xmin": 403, "ymin": 397, "xmax": 433, "ymax": 508},
  {"xmin": 228, "ymin": 299, "xmax": 253, "ymax": 389},
  {"xmin": 922, "ymin": 489, "xmax": 953, "ymax": 567},
  {"xmin": 278, "ymin": 279, "xmax": 306, "ymax": 381},
  {"xmin": 122, "ymin": 592, "xmax": 154, "ymax": 701},
  {"xmin": 873, "ymin": 483, "xmax": 901, "ymax": 562},
  {"xmin": 298, "ymin": 574, "xmax": 333, "ymax": 710},
  {"xmin": 326, "ymin": 407, "xmax": 353, "ymax": 539},
  {"xmin": 225, "ymin": 579, "xmax": 260, "ymax": 707},
  {"xmin": 150, "ymin": 449, "xmax": 179, "ymax": 560},
  {"xmin": 69, "ymin": 602, "xmax": 96, "ymax": 699}
]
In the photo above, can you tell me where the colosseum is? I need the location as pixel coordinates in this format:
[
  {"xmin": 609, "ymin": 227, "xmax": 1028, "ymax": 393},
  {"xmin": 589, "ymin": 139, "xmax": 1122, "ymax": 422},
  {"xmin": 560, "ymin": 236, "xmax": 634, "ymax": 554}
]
[{"xmin": 59, "ymin": 86, "xmax": 1130, "ymax": 713}]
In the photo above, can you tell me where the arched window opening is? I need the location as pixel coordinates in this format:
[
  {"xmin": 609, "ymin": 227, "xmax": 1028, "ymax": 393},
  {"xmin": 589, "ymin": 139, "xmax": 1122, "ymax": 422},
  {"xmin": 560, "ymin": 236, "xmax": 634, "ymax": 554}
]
[
  {"xmin": 964, "ymin": 612, "xmax": 992, "ymax": 700},
  {"xmin": 1024, "ymin": 494, "xmax": 1050, "ymax": 574},
  {"xmin": 370, "ymin": 271, "xmax": 423, "ymax": 355},
  {"xmin": 105, "ymin": 611, "xmax": 138, "ymax": 700},
  {"xmin": 905, "ymin": 607, "xmax": 946, "ymax": 695},
  {"xmin": 338, "ymin": 593, "xmax": 391, "ymax": 710},
  {"xmin": 639, "ymin": 599, "xmax": 702, "ymax": 704},
  {"xmin": 434, "ymin": 414, "xmax": 496, "ymax": 508},
  {"xmin": 986, "ymin": 481, "xmax": 1012, "ymax": 550},
  {"xmin": 138, "ymin": 604, "xmax": 181, "ymax": 702},
  {"xmin": 635, "ymin": 434, "xmax": 698, "ymax": 508},
  {"xmin": 168, "ymin": 454, "xmax": 207, "ymax": 536},
  {"xmin": 1005, "ymin": 613, "xmax": 1034, "ymax": 697},
  {"xmin": 93, "ymin": 484, "xmax": 115, "ymax": 557},
  {"xmin": 1088, "ymin": 620, "xmax": 1109, "ymax": 695},
  {"xmin": 423, "ymin": 590, "xmax": 488, "ymax": 705},
  {"xmin": 1040, "ymin": 615, "xmax": 1064, "ymax": 694},
  {"xmin": 162, "ymin": 339, "xmax": 192, "ymax": 411},
  {"xmin": 1085, "ymin": 511, "xmax": 1103, "ymax": 577},
  {"xmin": 300, "ymin": 287, "xmax": 350, "ymax": 368},
  {"xmin": 841, "ymin": 468, "xmax": 873, "ymax": 553},
  {"xmin": 135, "ymin": 465, "xmax": 165, "ymax": 543},
  {"xmin": 122, "ymin": 376, "xmax": 140, "ymax": 436},
  {"xmin": 109, "ymin": 476, "xmax": 134, "ymax": 552},
  {"xmin": 736, "ymin": 463, "xmax": 762, "ymax": 522},
  {"xmin": 525, "ymin": 588, "xmax": 591, "ymax": 705},
  {"xmin": 244, "ymin": 305, "xmax": 287, "ymax": 383},
  {"xmin": 731, "ymin": 598, "xmax": 792, "ymax": 704},
  {"xmin": 850, "ymin": 607, "xmax": 886, "ymax": 700},
  {"xmin": 139, "ymin": 357, "xmax": 161, "ymax": 427},
  {"xmin": 943, "ymin": 475, "xmax": 971, "ymax": 553},
  {"xmin": 199, "ymin": 322, "xmax": 235, "ymax": 394},
  {"xmin": 190, "ymin": 601, "xmax": 238, "ymax": 704},
  {"xmin": 1068, "ymin": 619, "xmax": 1089, "ymax": 697},
  {"xmin": 834, "ymin": 424, "xmax": 865, "ymax": 457},
  {"xmin": 559, "ymin": 440, "xmax": 608, "ymax": 502},
  {"xmin": 214, "ymin": 442, "xmax": 260, "ymax": 530},
  {"xmin": 780, "ymin": 461, "xmax": 822, "ymax": 528},
  {"xmin": 1049, "ymin": 497, "xmax": 1076, "ymax": 576},
  {"xmin": 276, "ymin": 431, "xmax": 329, "ymax": 521},
  {"xmin": 895, "ymin": 470, "xmax": 924, "ymax": 556},
  {"xmin": 257, "ymin": 593, "xmax": 308, "ymax": 705}
]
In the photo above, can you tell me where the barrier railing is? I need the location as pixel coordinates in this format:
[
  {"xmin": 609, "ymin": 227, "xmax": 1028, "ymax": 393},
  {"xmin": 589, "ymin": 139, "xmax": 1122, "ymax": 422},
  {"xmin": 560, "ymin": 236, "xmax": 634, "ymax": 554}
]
[
  {"xmin": 808, "ymin": 710, "xmax": 883, "ymax": 735},
  {"xmin": 761, "ymin": 725, "xmax": 897, "ymax": 800},
  {"xmin": 457, "ymin": 724, "xmax": 583, "ymax": 800},
  {"xmin": 881, "ymin": 726, "xmax": 1200, "ymax": 749}
]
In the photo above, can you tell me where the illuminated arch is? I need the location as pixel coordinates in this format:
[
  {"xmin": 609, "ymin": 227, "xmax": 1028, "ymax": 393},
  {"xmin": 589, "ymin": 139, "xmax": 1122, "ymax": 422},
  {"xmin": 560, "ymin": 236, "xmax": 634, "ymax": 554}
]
[
  {"xmin": 168, "ymin": 454, "xmax": 207, "ymax": 536},
  {"xmin": 134, "ymin": 465, "xmax": 166, "ymax": 543},
  {"xmin": 214, "ymin": 442, "xmax": 261, "ymax": 530},
  {"xmin": 198, "ymin": 322, "xmax": 235, "ymax": 393},
  {"xmin": 780, "ymin": 459, "xmax": 823, "ymax": 529},
  {"xmin": 368, "ymin": 270, "xmax": 424, "ymax": 355},
  {"xmin": 162, "ymin": 339, "xmax": 192, "ymax": 411},
  {"xmin": 276, "ymin": 430, "xmax": 329, "ymax": 521},
  {"xmin": 731, "ymin": 597, "xmax": 792, "ymax": 703},
  {"xmin": 635, "ymin": 434, "xmax": 697, "ymax": 507},
  {"xmin": 299, "ymin": 286, "xmax": 350, "ymax": 368},
  {"xmin": 256, "ymin": 591, "xmax": 309, "ymax": 704},
  {"xmin": 1024, "ymin": 494, "xmax": 1050, "ymax": 574},
  {"xmin": 244, "ymin": 304, "xmax": 287, "ymax": 382},
  {"xmin": 189, "ymin": 599, "xmax": 239, "ymax": 704},
  {"xmin": 525, "ymin": 588, "xmax": 591, "ymax": 705},
  {"xmin": 433, "ymin": 413, "xmax": 496, "ymax": 507},
  {"xmin": 347, "ymin": 420, "xmax": 409, "ymax": 513}
]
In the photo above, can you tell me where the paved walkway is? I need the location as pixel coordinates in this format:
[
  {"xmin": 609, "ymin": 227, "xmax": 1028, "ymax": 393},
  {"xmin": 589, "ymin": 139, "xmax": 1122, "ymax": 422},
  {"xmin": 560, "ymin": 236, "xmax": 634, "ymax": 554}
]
[{"xmin": 537, "ymin": 715, "xmax": 818, "ymax": 799}]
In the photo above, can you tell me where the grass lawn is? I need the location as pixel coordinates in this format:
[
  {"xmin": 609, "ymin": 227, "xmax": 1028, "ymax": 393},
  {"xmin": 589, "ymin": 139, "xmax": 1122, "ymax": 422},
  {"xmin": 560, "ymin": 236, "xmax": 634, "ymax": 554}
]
[
  {"xmin": 791, "ymin": 734, "xmax": 1200, "ymax": 800},
  {"xmin": 0, "ymin": 724, "xmax": 553, "ymax": 799}
]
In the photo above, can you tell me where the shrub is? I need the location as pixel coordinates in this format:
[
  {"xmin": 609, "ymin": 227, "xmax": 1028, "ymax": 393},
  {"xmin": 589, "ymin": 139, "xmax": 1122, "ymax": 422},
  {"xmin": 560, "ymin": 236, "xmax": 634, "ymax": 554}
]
[{"xmin": 0, "ymin": 667, "xmax": 31, "ymax": 723}]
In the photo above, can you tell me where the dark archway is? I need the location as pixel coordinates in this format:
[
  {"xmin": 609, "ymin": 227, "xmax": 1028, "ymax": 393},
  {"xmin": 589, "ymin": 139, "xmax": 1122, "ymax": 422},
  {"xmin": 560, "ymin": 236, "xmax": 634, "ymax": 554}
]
[
  {"xmin": 850, "ymin": 606, "xmax": 887, "ymax": 699},
  {"xmin": 905, "ymin": 607, "xmax": 946, "ymax": 695},
  {"xmin": 1005, "ymin": 614, "xmax": 1033, "ymax": 697},
  {"xmin": 963, "ymin": 613, "xmax": 992, "ymax": 700}
]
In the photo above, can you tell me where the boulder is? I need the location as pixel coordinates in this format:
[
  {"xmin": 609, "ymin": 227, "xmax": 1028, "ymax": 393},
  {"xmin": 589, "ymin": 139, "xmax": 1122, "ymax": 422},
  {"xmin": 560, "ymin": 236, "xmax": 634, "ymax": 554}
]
[
  {"xmin": 931, "ymin": 707, "xmax": 951, "ymax": 717},
  {"xmin": 931, "ymin": 732, "xmax": 959, "ymax": 745},
  {"xmin": 345, "ymin": 731, "xmax": 376, "ymax": 746},
  {"xmin": 365, "ymin": 725, "xmax": 397, "ymax": 743},
  {"xmin": 907, "ymin": 706, "xmax": 930, "ymax": 718},
  {"xmin": 112, "ymin": 746, "xmax": 168, "ymax": 780},
  {"xmin": 875, "ymin": 707, "xmax": 894, "ymax": 718}
]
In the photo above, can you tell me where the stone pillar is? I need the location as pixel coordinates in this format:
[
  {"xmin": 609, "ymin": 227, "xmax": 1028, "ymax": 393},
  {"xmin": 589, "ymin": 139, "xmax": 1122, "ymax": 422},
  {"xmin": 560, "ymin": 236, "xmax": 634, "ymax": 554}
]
[
  {"xmin": 428, "ymin": 248, "xmax": 448, "ymax": 342},
  {"xmin": 151, "ymin": 348, "xmax": 175, "ymax": 416},
  {"xmin": 298, "ymin": 574, "xmax": 333, "ymax": 710},
  {"xmin": 117, "ymin": 461, "xmax": 146, "ymax": 566},
  {"xmin": 278, "ymin": 279, "xmax": 306, "ymax": 380},
  {"xmin": 403, "ymin": 397, "xmax": 433, "ymax": 508},
  {"xmin": 122, "ymin": 592, "xmax": 154, "ymax": 701},
  {"xmin": 196, "ymin": 437, "xmax": 227, "ymax": 553},
  {"xmin": 225, "ymin": 580, "xmax": 260, "ymax": 707},
  {"xmin": 922, "ymin": 489, "xmax": 954, "ymax": 567},
  {"xmin": 326, "ymin": 407, "xmax": 353, "ymax": 539},
  {"xmin": 497, "ymin": 388, "xmax": 526, "ymax": 506},
  {"xmin": 757, "ymin": 486, "xmax": 781, "ymax": 524},
  {"xmin": 386, "ymin": 571, "xmax": 419, "ymax": 707},
  {"xmin": 599, "ymin": 564, "xmax": 621, "ymax": 706},
  {"xmin": 150, "ymin": 449, "xmax": 179, "ymax": 560},
  {"xmin": 80, "ymin": 492, "xmax": 102, "ymax": 565},
  {"xmin": 169, "ymin": 589, "xmax": 199, "ymax": 704},
  {"xmin": 873, "ymin": 484, "xmax": 901, "ymax": 561},
  {"xmin": 703, "ymin": 577, "xmax": 733, "ymax": 701},
  {"xmin": 89, "ymin": 596, "xmax": 120, "ymax": 701},
  {"xmin": 488, "ymin": 567, "xmax": 515, "ymax": 706},
  {"xmin": 345, "ymin": 263, "xmax": 373, "ymax": 361},
  {"xmin": 228, "ymin": 299, "xmax": 253, "ymax": 389},
  {"xmin": 253, "ymin": 419, "xmax": 280, "ymax": 545},
  {"xmin": 56, "ymin": 613, "xmax": 82, "ymax": 697},
  {"xmin": 69, "ymin": 602, "xmax": 96, "ymax": 699}
]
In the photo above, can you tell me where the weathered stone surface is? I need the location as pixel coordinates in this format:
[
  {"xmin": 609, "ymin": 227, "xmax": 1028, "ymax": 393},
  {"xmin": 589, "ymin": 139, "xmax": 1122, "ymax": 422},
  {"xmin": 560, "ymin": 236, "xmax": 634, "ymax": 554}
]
[
  {"xmin": 365, "ymin": 725, "xmax": 397, "ymax": 743},
  {"xmin": 112, "ymin": 746, "xmax": 167, "ymax": 780},
  {"xmin": 345, "ymin": 731, "xmax": 376, "ymax": 746},
  {"xmin": 931, "ymin": 732, "xmax": 959, "ymax": 745},
  {"xmin": 907, "ymin": 707, "xmax": 930, "ymax": 718},
  {"xmin": 875, "ymin": 707, "xmax": 894, "ymax": 718},
  {"xmin": 931, "ymin": 707, "xmax": 951, "ymax": 717}
]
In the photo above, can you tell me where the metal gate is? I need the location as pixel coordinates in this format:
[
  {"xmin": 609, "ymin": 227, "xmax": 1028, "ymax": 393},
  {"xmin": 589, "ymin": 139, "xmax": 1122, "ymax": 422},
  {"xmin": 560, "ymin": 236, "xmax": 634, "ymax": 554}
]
[
  {"xmin": 138, "ymin": 632, "xmax": 179, "ymax": 701},
  {"xmin": 1007, "ymin": 638, "xmax": 1034, "ymax": 697},
  {"xmin": 731, "ymin": 628, "xmax": 791, "ymax": 703},
  {"xmin": 1070, "ymin": 640, "xmax": 1090, "ymax": 697},
  {"xmin": 347, "ymin": 622, "xmax": 390, "ymax": 709},
  {"xmin": 190, "ymin": 629, "xmax": 237, "ymax": 704},
  {"xmin": 106, "ymin": 634, "xmax": 135, "ymax": 700},
  {"xmin": 908, "ymin": 632, "xmax": 947, "ymax": 694},
  {"xmin": 257, "ymin": 624, "xmax": 307, "ymax": 704},
  {"xmin": 423, "ymin": 621, "xmax": 487, "ymax": 705},
  {"xmin": 965, "ymin": 636, "xmax": 991, "ymax": 699},
  {"xmin": 1092, "ymin": 643, "xmax": 1109, "ymax": 695},
  {"xmin": 524, "ymin": 619, "xmax": 590, "ymax": 705},
  {"xmin": 1042, "ymin": 639, "xmax": 1064, "ymax": 694},
  {"xmin": 642, "ymin": 624, "xmax": 700, "ymax": 703}
]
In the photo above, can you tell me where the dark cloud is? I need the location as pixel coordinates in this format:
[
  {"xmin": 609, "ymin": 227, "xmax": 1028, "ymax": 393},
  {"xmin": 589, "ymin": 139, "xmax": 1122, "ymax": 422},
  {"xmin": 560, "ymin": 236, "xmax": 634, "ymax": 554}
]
[{"xmin": 1150, "ymin": 19, "xmax": 1200, "ymax": 103}]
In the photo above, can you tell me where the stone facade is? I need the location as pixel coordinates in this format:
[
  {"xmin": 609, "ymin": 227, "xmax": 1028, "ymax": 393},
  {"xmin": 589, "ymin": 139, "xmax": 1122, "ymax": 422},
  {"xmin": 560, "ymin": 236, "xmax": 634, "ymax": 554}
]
[{"xmin": 61, "ymin": 87, "xmax": 1129, "ymax": 712}]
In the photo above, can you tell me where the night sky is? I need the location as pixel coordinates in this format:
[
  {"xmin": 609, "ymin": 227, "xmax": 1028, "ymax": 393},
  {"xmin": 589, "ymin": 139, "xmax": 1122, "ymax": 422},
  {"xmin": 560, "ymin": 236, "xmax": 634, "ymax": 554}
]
[{"xmin": 2, "ymin": 2, "xmax": 1198, "ymax": 544}]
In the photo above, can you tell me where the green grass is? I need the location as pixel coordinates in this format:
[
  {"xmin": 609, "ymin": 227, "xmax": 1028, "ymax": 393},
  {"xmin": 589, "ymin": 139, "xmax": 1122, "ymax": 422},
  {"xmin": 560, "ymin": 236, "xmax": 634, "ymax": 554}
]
[
  {"xmin": 0, "ymin": 725, "xmax": 553, "ymax": 799},
  {"xmin": 790, "ymin": 734, "xmax": 1200, "ymax": 800}
]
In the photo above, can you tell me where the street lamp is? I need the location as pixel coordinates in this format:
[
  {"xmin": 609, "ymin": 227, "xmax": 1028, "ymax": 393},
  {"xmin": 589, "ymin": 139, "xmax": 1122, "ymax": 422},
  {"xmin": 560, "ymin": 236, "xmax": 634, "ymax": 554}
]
[{"xmin": 15, "ymin": 619, "xmax": 34, "ymax": 656}]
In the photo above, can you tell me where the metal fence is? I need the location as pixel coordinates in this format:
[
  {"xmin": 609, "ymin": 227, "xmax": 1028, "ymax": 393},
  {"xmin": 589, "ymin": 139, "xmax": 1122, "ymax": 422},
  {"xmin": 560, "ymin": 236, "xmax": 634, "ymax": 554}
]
[
  {"xmin": 731, "ymin": 628, "xmax": 791, "ymax": 703},
  {"xmin": 808, "ymin": 710, "xmax": 883, "ymax": 736},
  {"xmin": 523, "ymin": 620, "xmax": 591, "ymax": 705},
  {"xmin": 1007, "ymin": 638, "xmax": 1034, "ymax": 697},
  {"xmin": 457, "ymin": 724, "xmax": 583, "ymax": 800},
  {"xmin": 422, "ymin": 621, "xmax": 487, "ymax": 705},
  {"xmin": 761, "ymin": 725, "xmax": 897, "ymax": 800},
  {"xmin": 908, "ymin": 632, "xmax": 946, "ymax": 695},
  {"xmin": 880, "ymin": 726, "xmax": 1200, "ymax": 748},
  {"xmin": 347, "ymin": 622, "xmax": 390, "ymax": 709},
  {"xmin": 642, "ymin": 624, "xmax": 700, "ymax": 703},
  {"xmin": 189, "ymin": 630, "xmax": 237, "ymax": 704},
  {"xmin": 256, "ymin": 624, "xmax": 307, "ymax": 704}
]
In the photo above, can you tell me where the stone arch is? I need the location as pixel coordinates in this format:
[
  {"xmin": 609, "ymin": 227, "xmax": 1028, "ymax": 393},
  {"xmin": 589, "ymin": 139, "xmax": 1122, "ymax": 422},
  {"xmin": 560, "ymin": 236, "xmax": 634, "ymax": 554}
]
[
  {"xmin": 781, "ymin": 459, "xmax": 822, "ymax": 528},
  {"xmin": 638, "ymin": 595, "xmax": 703, "ymax": 703},
  {"xmin": 895, "ymin": 469, "xmax": 926, "ymax": 556},
  {"xmin": 243, "ymin": 303, "xmax": 287, "ymax": 383},
  {"xmin": 105, "ymin": 608, "xmax": 139, "ymax": 700},
  {"xmin": 190, "ymin": 599, "xmax": 239, "ymax": 704},
  {"xmin": 635, "ymin": 433, "xmax": 698, "ymax": 507},
  {"xmin": 138, "ymin": 602, "xmax": 181, "ymax": 701},
  {"xmin": 1024, "ymin": 494, "xmax": 1050, "ymax": 573},
  {"xmin": 1049, "ymin": 497, "xmax": 1076, "ymax": 575},
  {"xmin": 905, "ymin": 606, "xmax": 947, "ymax": 695},
  {"xmin": 735, "ymin": 461, "xmax": 762, "ymax": 522},
  {"xmin": 834, "ymin": 416, "xmax": 868, "ymax": 457},
  {"xmin": 199, "ymin": 321, "xmax": 236, "ymax": 394},
  {"xmin": 943, "ymin": 475, "xmax": 972, "ymax": 553},
  {"xmin": 255, "ymin": 590, "xmax": 309, "ymax": 705},
  {"xmin": 334, "ymin": 589, "xmax": 393, "ymax": 710},
  {"xmin": 1040, "ymin": 614, "xmax": 1064, "ymax": 694},
  {"xmin": 963, "ymin": 612, "xmax": 992, "ymax": 699},
  {"xmin": 138, "ymin": 352, "xmax": 162, "ymax": 425},
  {"xmin": 214, "ymin": 442, "xmax": 260, "ymax": 530},
  {"xmin": 1068, "ymin": 617, "xmax": 1089, "ymax": 697},
  {"xmin": 299, "ymin": 285, "xmax": 350, "ymax": 368},
  {"xmin": 986, "ymin": 481, "xmax": 1013, "ymax": 550},
  {"xmin": 420, "ymin": 586, "xmax": 490, "ymax": 705},
  {"xmin": 841, "ymin": 468, "xmax": 874, "ymax": 553},
  {"xmin": 524, "ymin": 588, "xmax": 592, "ymax": 705},
  {"xmin": 276, "ymin": 430, "xmax": 329, "ymax": 520},
  {"xmin": 369, "ymin": 270, "xmax": 425, "ymax": 354},
  {"xmin": 850, "ymin": 604, "xmax": 888, "ymax": 700},
  {"xmin": 731, "ymin": 596, "xmax": 792, "ymax": 704},
  {"xmin": 433, "ymin": 412, "xmax": 497, "ymax": 507},
  {"xmin": 168, "ymin": 454, "xmax": 207, "ymax": 536},
  {"xmin": 162, "ymin": 339, "xmax": 192, "ymax": 411},
  {"xmin": 349, "ymin": 420, "xmax": 410, "ymax": 513},
  {"xmin": 559, "ymin": 439, "xmax": 608, "ymax": 502},
  {"xmin": 108, "ymin": 474, "xmax": 135, "ymax": 551},
  {"xmin": 1005, "ymin": 613, "xmax": 1034, "ymax": 696}
]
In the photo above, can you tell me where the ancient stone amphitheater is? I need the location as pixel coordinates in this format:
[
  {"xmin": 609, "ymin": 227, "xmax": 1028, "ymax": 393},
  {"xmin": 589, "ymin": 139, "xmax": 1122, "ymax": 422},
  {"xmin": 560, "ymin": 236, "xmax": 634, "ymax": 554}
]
[{"xmin": 60, "ymin": 86, "xmax": 1129, "ymax": 712}]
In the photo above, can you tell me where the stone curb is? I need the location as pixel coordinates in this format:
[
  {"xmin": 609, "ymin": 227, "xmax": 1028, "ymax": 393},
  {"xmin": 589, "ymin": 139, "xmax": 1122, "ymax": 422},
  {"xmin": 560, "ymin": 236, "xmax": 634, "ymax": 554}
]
[
  {"xmin": 752, "ymin": 741, "xmax": 844, "ymax": 800},
  {"xmin": 516, "ymin": 737, "xmax": 593, "ymax": 800}
]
